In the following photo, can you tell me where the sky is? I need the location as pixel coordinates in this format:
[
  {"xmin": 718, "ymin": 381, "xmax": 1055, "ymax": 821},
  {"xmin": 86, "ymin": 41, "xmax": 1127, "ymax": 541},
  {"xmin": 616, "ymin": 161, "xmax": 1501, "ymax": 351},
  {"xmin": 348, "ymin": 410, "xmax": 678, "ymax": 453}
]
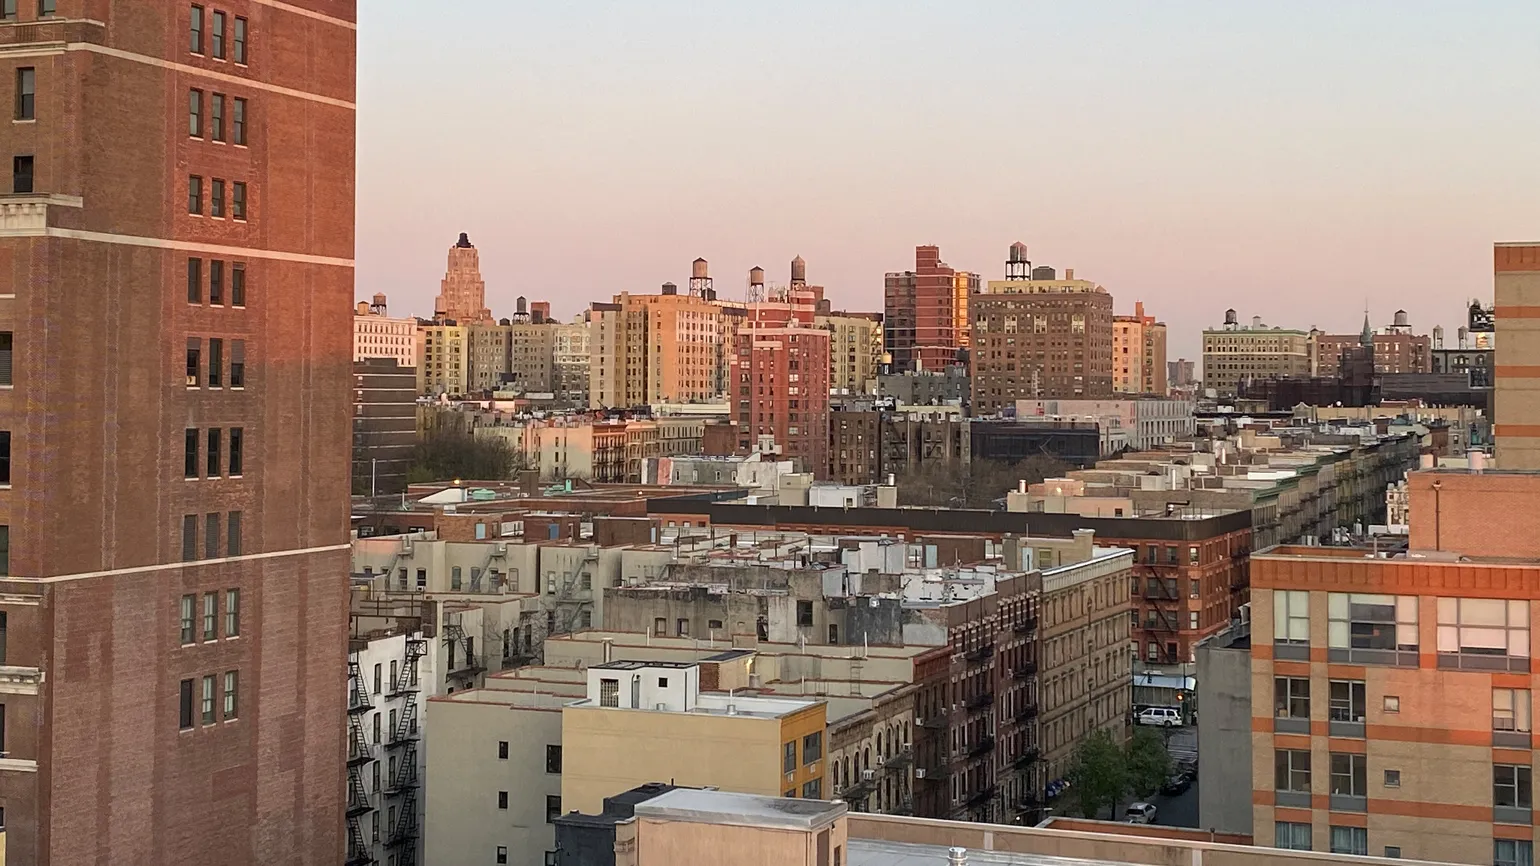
[{"xmin": 357, "ymin": 0, "xmax": 1540, "ymax": 358}]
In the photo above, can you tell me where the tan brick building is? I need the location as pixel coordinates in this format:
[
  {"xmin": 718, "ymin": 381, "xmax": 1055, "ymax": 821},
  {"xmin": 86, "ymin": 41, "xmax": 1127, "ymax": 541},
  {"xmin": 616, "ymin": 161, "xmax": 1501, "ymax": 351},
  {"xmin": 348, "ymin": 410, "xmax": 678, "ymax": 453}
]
[
  {"xmin": 1202, "ymin": 311, "xmax": 1312, "ymax": 396},
  {"xmin": 817, "ymin": 311, "xmax": 883, "ymax": 396},
  {"xmin": 435, "ymin": 232, "xmax": 493, "ymax": 325},
  {"xmin": 1113, "ymin": 301, "xmax": 1168, "ymax": 395},
  {"xmin": 0, "ymin": 4, "xmax": 354, "ymax": 863},
  {"xmin": 1495, "ymin": 242, "xmax": 1540, "ymax": 470}
]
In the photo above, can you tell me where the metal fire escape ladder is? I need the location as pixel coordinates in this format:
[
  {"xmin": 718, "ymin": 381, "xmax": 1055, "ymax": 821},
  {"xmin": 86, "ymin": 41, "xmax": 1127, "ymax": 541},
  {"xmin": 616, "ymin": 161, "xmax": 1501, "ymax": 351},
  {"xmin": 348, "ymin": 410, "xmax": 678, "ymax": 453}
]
[{"xmin": 442, "ymin": 621, "xmax": 485, "ymax": 683}]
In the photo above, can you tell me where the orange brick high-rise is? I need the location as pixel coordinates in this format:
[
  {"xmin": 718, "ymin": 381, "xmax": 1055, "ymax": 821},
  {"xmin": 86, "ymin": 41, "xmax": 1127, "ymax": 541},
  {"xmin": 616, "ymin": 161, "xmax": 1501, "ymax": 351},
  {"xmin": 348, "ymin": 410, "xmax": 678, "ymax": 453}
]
[
  {"xmin": 731, "ymin": 276, "xmax": 831, "ymax": 476},
  {"xmin": 435, "ymin": 231, "xmax": 493, "ymax": 324},
  {"xmin": 884, "ymin": 245, "xmax": 979, "ymax": 373},
  {"xmin": 0, "ymin": 4, "xmax": 354, "ymax": 864}
]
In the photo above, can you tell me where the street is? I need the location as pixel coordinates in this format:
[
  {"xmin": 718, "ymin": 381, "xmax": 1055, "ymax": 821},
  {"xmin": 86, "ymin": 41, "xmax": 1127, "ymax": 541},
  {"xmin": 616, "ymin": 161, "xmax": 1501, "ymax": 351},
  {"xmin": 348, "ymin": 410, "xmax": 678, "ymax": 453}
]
[{"xmin": 1110, "ymin": 723, "xmax": 1200, "ymax": 828}]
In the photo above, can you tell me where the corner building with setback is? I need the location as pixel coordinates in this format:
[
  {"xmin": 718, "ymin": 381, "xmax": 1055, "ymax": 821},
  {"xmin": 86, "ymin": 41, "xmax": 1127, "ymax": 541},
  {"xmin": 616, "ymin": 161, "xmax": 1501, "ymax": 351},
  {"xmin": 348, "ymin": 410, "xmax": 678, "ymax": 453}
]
[{"xmin": 0, "ymin": 3, "xmax": 355, "ymax": 864}]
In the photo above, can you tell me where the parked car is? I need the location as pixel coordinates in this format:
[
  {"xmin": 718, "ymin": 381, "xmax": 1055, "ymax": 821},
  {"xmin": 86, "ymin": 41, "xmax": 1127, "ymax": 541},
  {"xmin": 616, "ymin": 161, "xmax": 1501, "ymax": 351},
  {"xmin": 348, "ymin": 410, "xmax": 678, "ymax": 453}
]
[
  {"xmin": 1125, "ymin": 801, "xmax": 1158, "ymax": 824},
  {"xmin": 1136, "ymin": 707, "xmax": 1182, "ymax": 727},
  {"xmin": 1161, "ymin": 771, "xmax": 1192, "ymax": 796}
]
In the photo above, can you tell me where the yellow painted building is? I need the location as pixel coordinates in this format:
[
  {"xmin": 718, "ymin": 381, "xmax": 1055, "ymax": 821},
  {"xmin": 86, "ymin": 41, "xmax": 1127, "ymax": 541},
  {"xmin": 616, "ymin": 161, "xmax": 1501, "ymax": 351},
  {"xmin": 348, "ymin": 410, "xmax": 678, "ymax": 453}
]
[
  {"xmin": 818, "ymin": 312, "xmax": 884, "ymax": 396},
  {"xmin": 418, "ymin": 324, "xmax": 468, "ymax": 396},
  {"xmin": 561, "ymin": 661, "xmax": 828, "ymax": 815}
]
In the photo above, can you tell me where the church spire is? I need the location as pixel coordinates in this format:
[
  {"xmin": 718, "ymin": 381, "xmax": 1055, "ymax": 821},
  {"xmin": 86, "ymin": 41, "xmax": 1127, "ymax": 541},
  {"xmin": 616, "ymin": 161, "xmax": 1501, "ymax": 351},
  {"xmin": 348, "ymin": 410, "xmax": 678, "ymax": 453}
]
[{"xmin": 1360, "ymin": 305, "xmax": 1374, "ymax": 347}]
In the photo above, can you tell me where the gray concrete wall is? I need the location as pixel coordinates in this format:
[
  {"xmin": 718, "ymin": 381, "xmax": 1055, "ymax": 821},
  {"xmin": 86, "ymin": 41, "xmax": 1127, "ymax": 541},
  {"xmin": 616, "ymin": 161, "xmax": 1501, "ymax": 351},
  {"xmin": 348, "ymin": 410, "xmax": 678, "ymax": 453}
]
[{"xmin": 1195, "ymin": 626, "xmax": 1254, "ymax": 837}]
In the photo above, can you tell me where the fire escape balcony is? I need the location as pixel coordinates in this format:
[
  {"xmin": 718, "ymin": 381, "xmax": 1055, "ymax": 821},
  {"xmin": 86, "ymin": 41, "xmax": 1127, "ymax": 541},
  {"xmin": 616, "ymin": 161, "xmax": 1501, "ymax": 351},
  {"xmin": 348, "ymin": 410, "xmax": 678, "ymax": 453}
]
[
  {"xmin": 967, "ymin": 735, "xmax": 996, "ymax": 758},
  {"xmin": 1013, "ymin": 616, "xmax": 1039, "ymax": 635},
  {"xmin": 1015, "ymin": 702, "xmax": 1040, "ymax": 723},
  {"xmin": 1014, "ymin": 660, "xmax": 1039, "ymax": 680},
  {"xmin": 347, "ymin": 715, "xmax": 373, "ymax": 768},
  {"xmin": 965, "ymin": 690, "xmax": 994, "ymax": 711},
  {"xmin": 345, "ymin": 770, "xmax": 373, "ymax": 819},
  {"xmin": 386, "ymin": 792, "xmax": 419, "ymax": 849},
  {"xmin": 1142, "ymin": 613, "xmax": 1181, "ymax": 633},
  {"xmin": 916, "ymin": 711, "xmax": 950, "ymax": 731},
  {"xmin": 345, "ymin": 823, "xmax": 375, "ymax": 866},
  {"xmin": 965, "ymin": 784, "xmax": 997, "ymax": 808},
  {"xmin": 883, "ymin": 747, "xmax": 913, "ymax": 772},
  {"xmin": 1013, "ymin": 747, "xmax": 1041, "ymax": 769},
  {"xmin": 964, "ymin": 644, "xmax": 994, "ymax": 663},
  {"xmin": 915, "ymin": 760, "xmax": 951, "ymax": 782},
  {"xmin": 840, "ymin": 769, "xmax": 877, "ymax": 801}
]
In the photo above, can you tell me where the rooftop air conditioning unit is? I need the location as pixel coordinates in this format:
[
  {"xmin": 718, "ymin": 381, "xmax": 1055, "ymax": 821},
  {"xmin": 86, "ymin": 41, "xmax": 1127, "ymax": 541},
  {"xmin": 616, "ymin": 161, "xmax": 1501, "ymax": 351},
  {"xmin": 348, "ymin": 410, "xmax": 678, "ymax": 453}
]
[
  {"xmin": 916, "ymin": 768, "xmax": 927, "ymax": 779},
  {"xmin": 862, "ymin": 769, "xmax": 876, "ymax": 782},
  {"xmin": 876, "ymin": 756, "xmax": 885, "ymax": 767}
]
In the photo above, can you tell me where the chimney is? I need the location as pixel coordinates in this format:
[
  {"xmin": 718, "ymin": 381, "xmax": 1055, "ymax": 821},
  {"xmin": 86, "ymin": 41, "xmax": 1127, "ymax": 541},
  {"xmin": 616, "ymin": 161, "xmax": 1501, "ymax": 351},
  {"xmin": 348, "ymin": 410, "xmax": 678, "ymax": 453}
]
[
  {"xmin": 1065, "ymin": 268, "xmax": 1075, "ymax": 280},
  {"xmin": 1252, "ymin": 315, "xmax": 1263, "ymax": 329},
  {"xmin": 948, "ymin": 848, "xmax": 968, "ymax": 866},
  {"xmin": 1419, "ymin": 453, "xmax": 1434, "ymax": 470},
  {"xmin": 1469, "ymin": 449, "xmax": 1486, "ymax": 473},
  {"xmin": 1018, "ymin": 479, "xmax": 1027, "ymax": 494}
]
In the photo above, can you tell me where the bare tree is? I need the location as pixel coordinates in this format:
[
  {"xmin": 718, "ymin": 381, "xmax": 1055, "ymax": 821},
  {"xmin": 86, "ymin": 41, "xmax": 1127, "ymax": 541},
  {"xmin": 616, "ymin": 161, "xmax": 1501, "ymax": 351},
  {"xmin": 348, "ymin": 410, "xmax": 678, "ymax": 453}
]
[{"xmin": 894, "ymin": 455, "xmax": 1067, "ymax": 510}]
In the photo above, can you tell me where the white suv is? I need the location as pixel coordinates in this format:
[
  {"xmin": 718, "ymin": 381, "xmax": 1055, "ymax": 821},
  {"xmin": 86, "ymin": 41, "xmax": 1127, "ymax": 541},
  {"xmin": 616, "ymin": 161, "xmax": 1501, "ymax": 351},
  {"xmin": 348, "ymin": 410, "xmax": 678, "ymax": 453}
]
[{"xmin": 1137, "ymin": 707, "xmax": 1182, "ymax": 727}]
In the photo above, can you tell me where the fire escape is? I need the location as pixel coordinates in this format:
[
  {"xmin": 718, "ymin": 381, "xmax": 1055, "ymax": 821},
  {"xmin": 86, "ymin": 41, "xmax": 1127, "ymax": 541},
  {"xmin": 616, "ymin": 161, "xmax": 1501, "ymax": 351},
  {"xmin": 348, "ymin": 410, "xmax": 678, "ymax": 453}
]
[
  {"xmin": 443, "ymin": 615, "xmax": 486, "ymax": 688},
  {"xmin": 384, "ymin": 636, "xmax": 425, "ymax": 866},
  {"xmin": 345, "ymin": 659, "xmax": 375, "ymax": 866}
]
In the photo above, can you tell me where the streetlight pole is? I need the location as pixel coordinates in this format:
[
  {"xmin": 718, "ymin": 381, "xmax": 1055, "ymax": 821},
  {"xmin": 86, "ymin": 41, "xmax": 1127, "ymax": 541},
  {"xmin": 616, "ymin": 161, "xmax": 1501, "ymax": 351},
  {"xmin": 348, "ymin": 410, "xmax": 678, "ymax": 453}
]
[{"xmin": 371, "ymin": 458, "xmax": 378, "ymax": 499}]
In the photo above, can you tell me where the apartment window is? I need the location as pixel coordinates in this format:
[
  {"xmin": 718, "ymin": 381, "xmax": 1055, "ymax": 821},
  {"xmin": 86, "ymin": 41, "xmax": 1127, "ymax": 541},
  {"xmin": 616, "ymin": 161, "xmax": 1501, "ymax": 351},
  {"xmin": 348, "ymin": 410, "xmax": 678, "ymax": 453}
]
[
  {"xmin": 233, "ymin": 16, "xmax": 246, "ymax": 64},
  {"xmin": 6, "ymin": 67, "xmax": 33, "ymax": 124},
  {"xmin": 190, "ymin": 5, "xmax": 204, "ymax": 53},
  {"xmin": 187, "ymin": 258, "xmax": 202, "ymax": 303},
  {"xmin": 546, "ymin": 744, "xmax": 562, "ymax": 773},
  {"xmin": 1189, "ymin": 579, "xmax": 1200, "ymax": 598},
  {"xmin": 1383, "ymin": 769, "xmax": 1401, "ymax": 788},
  {"xmin": 652, "ymin": 617, "xmax": 665, "ymax": 636},
  {"xmin": 1496, "ymin": 839, "xmax": 1535, "ymax": 866},
  {"xmin": 1496, "ymin": 688, "xmax": 1533, "ymax": 742},
  {"xmin": 802, "ymin": 778, "xmax": 822, "ymax": 799},
  {"xmin": 225, "ymin": 588, "xmax": 240, "ymax": 636},
  {"xmin": 209, "ymin": 338, "xmax": 225, "ymax": 387},
  {"xmin": 1272, "ymin": 677, "xmax": 1309, "ymax": 730},
  {"xmin": 1329, "ymin": 826, "xmax": 1368, "ymax": 856},
  {"xmin": 232, "ymin": 181, "xmax": 246, "ymax": 220},
  {"xmin": 1496, "ymin": 764, "xmax": 1533, "ymax": 809},
  {"xmin": 184, "ymin": 429, "xmax": 199, "ymax": 478},
  {"xmin": 12, "ymin": 155, "xmax": 31, "ymax": 194},
  {"xmin": 1329, "ymin": 752, "xmax": 1367, "ymax": 797},
  {"xmin": 207, "ymin": 261, "xmax": 225, "ymax": 306},
  {"xmin": 1272, "ymin": 589, "xmax": 1309, "ymax": 654},
  {"xmin": 797, "ymin": 600, "xmax": 814, "ymax": 627},
  {"xmin": 210, "ymin": 179, "xmax": 225, "ymax": 218},
  {"xmin": 227, "ymin": 512, "xmax": 241, "ymax": 557},
  {"xmin": 179, "ymin": 678, "xmax": 194, "ymax": 730},
  {"xmin": 1328, "ymin": 592, "xmax": 1419, "ymax": 665},
  {"xmin": 372, "ymin": 663, "xmax": 382, "ymax": 694},
  {"xmin": 803, "ymin": 731, "xmax": 823, "ymax": 764},
  {"xmin": 180, "ymin": 593, "xmax": 196, "ymax": 644},
  {"xmin": 182, "ymin": 515, "xmax": 197, "ymax": 561},
  {"xmin": 496, "ymin": 848, "xmax": 508, "ymax": 865},
  {"xmin": 205, "ymin": 513, "xmax": 220, "ymax": 558},
  {"xmin": 211, "ymin": 11, "xmax": 225, "ymax": 59},
  {"xmin": 676, "ymin": 618, "xmax": 688, "ymax": 637},
  {"xmin": 545, "ymin": 796, "xmax": 561, "ymax": 824},
  {"xmin": 206, "ymin": 428, "xmax": 221, "ymax": 475},
  {"xmin": 450, "ymin": 566, "xmax": 461, "ymax": 590},
  {"xmin": 188, "ymin": 175, "xmax": 202, "ymax": 213},
  {"xmin": 0, "ymin": 612, "xmax": 7, "ymax": 663},
  {"xmin": 1274, "ymin": 822, "xmax": 1311, "ymax": 850},
  {"xmin": 188, "ymin": 88, "xmax": 203, "ymax": 136},
  {"xmin": 598, "ymin": 678, "xmax": 618, "ymax": 708},
  {"xmin": 1274, "ymin": 748, "xmax": 1310, "ymax": 793},
  {"xmin": 1438, "ymin": 597, "xmax": 1531, "ymax": 671},
  {"xmin": 37, "ymin": 0, "xmax": 52, "ymax": 15},
  {"xmin": 223, "ymin": 670, "xmax": 238, "ymax": 719},
  {"xmin": 231, "ymin": 263, "xmax": 245, "ymax": 306},
  {"xmin": 228, "ymin": 427, "xmax": 242, "ymax": 475},
  {"xmin": 0, "ymin": 332, "xmax": 11, "ymax": 386},
  {"xmin": 232, "ymin": 97, "xmax": 246, "ymax": 145},
  {"xmin": 199, "ymin": 674, "xmax": 215, "ymax": 724},
  {"xmin": 230, "ymin": 340, "xmax": 244, "ymax": 388},
  {"xmin": 497, "ymin": 791, "xmax": 508, "ymax": 810},
  {"xmin": 1328, "ymin": 679, "xmax": 1366, "ymax": 724},
  {"xmin": 0, "ymin": 2, "xmax": 13, "ymax": 20},
  {"xmin": 0, "ymin": 431, "xmax": 9, "ymax": 485},
  {"xmin": 1383, "ymin": 694, "xmax": 1400, "ymax": 713},
  {"xmin": 202, "ymin": 591, "xmax": 217, "ymax": 641},
  {"xmin": 497, "ymin": 741, "xmax": 508, "ymax": 759}
]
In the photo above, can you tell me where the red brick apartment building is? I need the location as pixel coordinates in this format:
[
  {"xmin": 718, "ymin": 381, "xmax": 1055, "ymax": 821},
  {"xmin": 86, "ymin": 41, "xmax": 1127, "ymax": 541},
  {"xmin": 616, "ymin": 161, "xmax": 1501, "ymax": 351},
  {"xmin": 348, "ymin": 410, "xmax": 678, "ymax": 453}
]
[
  {"xmin": 0, "ymin": 3, "xmax": 354, "ymax": 864},
  {"xmin": 730, "ymin": 285, "xmax": 831, "ymax": 476},
  {"xmin": 884, "ymin": 245, "xmax": 979, "ymax": 374}
]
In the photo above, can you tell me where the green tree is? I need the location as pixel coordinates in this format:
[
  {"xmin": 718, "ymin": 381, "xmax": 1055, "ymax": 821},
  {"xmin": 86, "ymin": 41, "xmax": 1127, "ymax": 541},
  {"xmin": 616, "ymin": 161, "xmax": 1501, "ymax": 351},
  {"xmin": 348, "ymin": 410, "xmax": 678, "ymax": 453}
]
[
  {"xmin": 1124, "ymin": 727, "xmax": 1173, "ymax": 800},
  {"xmin": 1066, "ymin": 729, "xmax": 1126, "ymax": 819},
  {"xmin": 406, "ymin": 425, "xmax": 523, "ymax": 484}
]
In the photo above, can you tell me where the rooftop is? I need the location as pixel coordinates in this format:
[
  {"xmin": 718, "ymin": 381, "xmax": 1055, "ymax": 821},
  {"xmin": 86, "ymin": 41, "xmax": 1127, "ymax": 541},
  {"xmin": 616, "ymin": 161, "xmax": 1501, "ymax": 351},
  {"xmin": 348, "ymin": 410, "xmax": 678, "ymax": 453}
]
[{"xmin": 633, "ymin": 788, "xmax": 846, "ymax": 831}]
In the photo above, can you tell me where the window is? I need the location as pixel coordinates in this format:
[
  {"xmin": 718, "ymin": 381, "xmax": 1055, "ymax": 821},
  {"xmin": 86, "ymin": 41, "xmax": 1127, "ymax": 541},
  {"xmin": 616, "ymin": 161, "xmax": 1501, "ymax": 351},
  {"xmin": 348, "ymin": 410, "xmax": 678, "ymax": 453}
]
[
  {"xmin": 188, "ymin": 88, "xmax": 203, "ymax": 136},
  {"xmin": 1328, "ymin": 592, "xmax": 1418, "ymax": 664},
  {"xmin": 1383, "ymin": 695, "xmax": 1400, "ymax": 713},
  {"xmin": 1329, "ymin": 752, "xmax": 1367, "ymax": 797},
  {"xmin": 179, "ymin": 678, "xmax": 194, "ymax": 730},
  {"xmin": 0, "ymin": 612, "xmax": 7, "ymax": 664},
  {"xmin": 225, "ymin": 588, "xmax": 240, "ymax": 636},
  {"xmin": 1189, "ymin": 579, "xmax": 1200, "ymax": 598},
  {"xmin": 497, "ymin": 790, "xmax": 508, "ymax": 810},
  {"xmin": 784, "ymin": 741, "xmax": 797, "ymax": 773},
  {"xmin": 13, "ymin": 68, "xmax": 33, "ymax": 121},
  {"xmin": 231, "ymin": 262, "xmax": 245, "ymax": 306},
  {"xmin": 206, "ymin": 428, "xmax": 221, "ymax": 475},
  {"xmin": 210, "ymin": 179, "xmax": 224, "ymax": 218},
  {"xmin": 209, "ymin": 338, "xmax": 224, "ymax": 387},
  {"xmin": 232, "ymin": 97, "xmax": 246, "ymax": 145},
  {"xmin": 1383, "ymin": 769, "xmax": 1400, "ymax": 788},
  {"xmin": 37, "ymin": 0, "xmax": 52, "ymax": 16},
  {"xmin": 0, "ymin": 332, "xmax": 11, "ymax": 386},
  {"xmin": 598, "ymin": 677, "xmax": 618, "ymax": 707},
  {"xmin": 708, "ymin": 618, "xmax": 723, "ymax": 630},
  {"xmin": 211, "ymin": 11, "xmax": 225, "ymax": 59},
  {"xmin": 676, "ymin": 618, "xmax": 688, "ymax": 637},
  {"xmin": 372, "ymin": 663, "xmax": 381, "ymax": 694},
  {"xmin": 1274, "ymin": 749, "xmax": 1310, "ymax": 792},
  {"xmin": 1273, "ymin": 589, "xmax": 1309, "ymax": 644},
  {"xmin": 0, "ymin": 431, "xmax": 9, "ymax": 485},
  {"xmin": 1274, "ymin": 822, "xmax": 1311, "ymax": 850},
  {"xmin": 1273, "ymin": 677, "xmax": 1309, "ymax": 720},
  {"xmin": 223, "ymin": 670, "xmax": 238, "ymax": 719},
  {"xmin": 230, "ymin": 340, "xmax": 244, "ymax": 387},
  {"xmin": 187, "ymin": 258, "xmax": 202, "ymax": 303},
  {"xmin": 232, "ymin": 181, "xmax": 246, "ymax": 220},
  {"xmin": 233, "ymin": 17, "xmax": 246, "ymax": 64},
  {"xmin": 1496, "ymin": 839, "xmax": 1535, "ymax": 866},
  {"xmin": 804, "ymin": 731, "xmax": 823, "ymax": 764},
  {"xmin": 182, "ymin": 515, "xmax": 197, "ymax": 561},
  {"xmin": 205, "ymin": 513, "xmax": 220, "ymax": 558},
  {"xmin": 228, "ymin": 427, "xmax": 242, "ymax": 475},
  {"xmin": 188, "ymin": 175, "xmax": 202, "ymax": 214},
  {"xmin": 797, "ymin": 600, "xmax": 814, "ymax": 627},
  {"xmin": 1496, "ymin": 764, "xmax": 1533, "ymax": 809},
  {"xmin": 227, "ymin": 512, "xmax": 241, "ymax": 557},
  {"xmin": 653, "ymin": 617, "xmax": 665, "ymax": 636},
  {"xmin": 185, "ymin": 429, "xmax": 199, "ymax": 478},
  {"xmin": 545, "ymin": 796, "xmax": 561, "ymax": 823},
  {"xmin": 0, "ymin": 526, "xmax": 7, "ymax": 576},
  {"xmin": 497, "ymin": 740, "xmax": 508, "ymax": 759},
  {"xmin": 1496, "ymin": 688, "xmax": 1533, "ymax": 733},
  {"xmin": 1438, "ymin": 597, "xmax": 1530, "ymax": 669},
  {"xmin": 190, "ymin": 5, "xmax": 204, "ymax": 53},
  {"xmin": 1329, "ymin": 680, "xmax": 1366, "ymax": 723},
  {"xmin": 207, "ymin": 260, "xmax": 224, "ymax": 305},
  {"xmin": 1329, "ymin": 826, "xmax": 1367, "ymax": 856},
  {"xmin": 450, "ymin": 566, "xmax": 461, "ymax": 590},
  {"xmin": 802, "ymin": 778, "xmax": 821, "ymax": 799},
  {"xmin": 180, "ymin": 593, "xmax": 196, "ymax": 644},
  {"xmin": 496, "ymin": 848, "xmax": 508, "ymax": 865},
  {"xmin": 202, "ymin": 591, "xmax": 217, "ymax": 641},
  {"xmin": 200, "ymin": 674, "xmax": 215, "ymax": 724},
  {"xmin": 12, "ymin": 155, "xmax": 31, "ymax": 194},
  {"xmin": 546, "ymin": 744, "xmax": 562, "ymax": 774},
  {"xmin": 0, "ymin": 1, "xmax": 13, "ymax": 20}
]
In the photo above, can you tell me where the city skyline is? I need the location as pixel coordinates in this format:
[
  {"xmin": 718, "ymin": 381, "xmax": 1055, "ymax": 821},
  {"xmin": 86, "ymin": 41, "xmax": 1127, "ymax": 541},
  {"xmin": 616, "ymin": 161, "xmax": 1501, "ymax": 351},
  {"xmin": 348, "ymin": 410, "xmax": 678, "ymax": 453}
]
[{"xmin": 358, "ymin": 0, "xmax": 1540, "ymax": 355}]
